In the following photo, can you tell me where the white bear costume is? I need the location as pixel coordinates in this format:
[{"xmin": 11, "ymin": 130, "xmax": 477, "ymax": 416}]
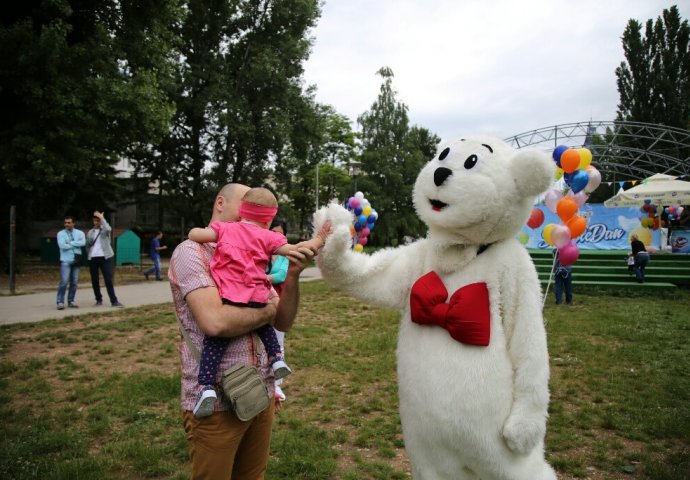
[{"xmin": 315, "ymin": 135, "xmax": 557, "ymax": 480}]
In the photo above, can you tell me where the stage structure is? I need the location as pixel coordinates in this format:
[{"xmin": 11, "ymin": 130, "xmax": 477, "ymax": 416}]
[{"xmin": 504, "ymin": 121, "xmax": 690, "ymax": 182}]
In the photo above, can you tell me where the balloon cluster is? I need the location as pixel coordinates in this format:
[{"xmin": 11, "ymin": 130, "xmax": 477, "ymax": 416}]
[
  {"xmin": 638, "ymin": 201, "xmax": 685, "ymax": 230},
  {"xmin": 663, "ymin": 204, "xmax": 684, "ymax": 222},
  {"xmin": 639, "ymin": 200, "xmax": 660, "ymax": 230},
  {"xmin": 345, "ymin": 191, "xmax": 378, "ymax": 253},
  {"xmin": 538, "ymin": 146, "xmax": 603, "ymax": 266}
]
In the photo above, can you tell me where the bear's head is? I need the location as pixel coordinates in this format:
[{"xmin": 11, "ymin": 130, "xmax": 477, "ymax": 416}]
[{"xmin": 413, "ymin": 135, "xmax": 554, "ymax": 246}]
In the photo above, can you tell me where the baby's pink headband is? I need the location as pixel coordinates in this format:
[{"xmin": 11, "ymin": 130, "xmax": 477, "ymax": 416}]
[{"xmin": 239, "ymin": 201, "xmax": 278, "ymax": 223}]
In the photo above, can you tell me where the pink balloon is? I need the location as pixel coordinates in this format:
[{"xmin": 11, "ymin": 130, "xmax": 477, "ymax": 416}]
[
  {"xmin": 558, "ymin": 241, "xmax": 580, "ymax": 266},
  {"xmin": 361, "ymin": 227, "xmax": 370, "ymax": 237},
  {"xmin": 551, "ymin": 225, "xmax": 571, "ymax": 248},
  {"xmin": 545, "ymin": 189, "xmax": 563, "ymax": 213},
  {"xmin": 358, "ymin": 236, "xmax": 368, "ymax": 246}
]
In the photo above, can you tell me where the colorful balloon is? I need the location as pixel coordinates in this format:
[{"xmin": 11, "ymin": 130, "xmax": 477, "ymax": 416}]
[
  {"xmin": 558, "ymin": 241, "xmax": 580, "ymax": 266},
  {"xmin": 577, "ymin": 148, "xmax": 593, "ymax": 170},
  {"xmin": 527, "ymin": 208, "xmax": 545, "ymax": 229},
  {"xmin": 566, "ymin": 215, "xmax": 587, "ymax": 238},
  {"xmin": 544, "ymin": 188, "xmax": 563, "ymax": 213},
  {"xmin": 542, "ymin": 223, "xmax": 556, "ymax": 246},
  {"xmin": 353, "ymin": 243, "xmax": 364, "ymax": 252},
  {"xmin": 560, "ymin": 149, "xmax": 580, "ymax": 174},
  {"xmin": 552, "ymin": 145, "xmax": 569, "ymax": 167},
  {"xmin": 569, "ymin": 169, "xmax": 590, "ymax": 194},
  {"xmin": 551, "ymin": 224, "xmax": 571, "ymax": 248},
  {"xmin": 556, "ymin": 197, "xmax": 578, "ymax": 222},
  {"xmin": 584, "ymin": 166, "xmax": 601, "ymax": 193}
]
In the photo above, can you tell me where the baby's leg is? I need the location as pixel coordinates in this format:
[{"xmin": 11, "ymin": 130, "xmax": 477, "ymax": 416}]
[{"xmin": 256, "ymin": 324, "xmax": 291, "ymax": 379}]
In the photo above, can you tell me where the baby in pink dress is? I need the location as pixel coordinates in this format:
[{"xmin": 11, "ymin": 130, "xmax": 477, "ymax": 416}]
[{"xmin": 188, "ymin": 187, "xmax": 326, "ymax": 417}]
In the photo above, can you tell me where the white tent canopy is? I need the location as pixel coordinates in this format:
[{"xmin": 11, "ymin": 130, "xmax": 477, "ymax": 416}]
[{"xmin": 604, "ymin": 173, "xmax": 690, "ymax": 207}]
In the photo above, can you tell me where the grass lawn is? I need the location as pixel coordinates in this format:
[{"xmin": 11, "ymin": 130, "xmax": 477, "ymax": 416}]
[{"xmin": 0, "ymin": 282, "xmax": 688, "ymax": 479}]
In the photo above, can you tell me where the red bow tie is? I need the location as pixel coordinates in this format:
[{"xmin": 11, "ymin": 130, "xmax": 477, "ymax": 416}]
[{"xmin": 410, "ymin": 271, "xmax": 490, "ymax": 346}]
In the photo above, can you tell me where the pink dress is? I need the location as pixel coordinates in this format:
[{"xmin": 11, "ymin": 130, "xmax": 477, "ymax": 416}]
[{"xmin": 209, "ymin": 221, "xmax": 287, "ymax": 304}]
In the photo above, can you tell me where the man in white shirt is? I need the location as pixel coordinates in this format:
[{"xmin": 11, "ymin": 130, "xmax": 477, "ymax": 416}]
[{"xmin": 86, "ymin": 211, "xmax": 124, "ymax": 307}]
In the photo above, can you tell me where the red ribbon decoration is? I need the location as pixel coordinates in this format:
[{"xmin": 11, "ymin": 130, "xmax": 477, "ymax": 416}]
[{"xmin": 410, "ymin": 271, "xmax": 490, "ymax": 346}]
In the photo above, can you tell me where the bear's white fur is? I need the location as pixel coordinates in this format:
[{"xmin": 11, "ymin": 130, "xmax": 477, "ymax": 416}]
[{"xmin": 314, "ymin": 135, "xmax": 557, "ymax": 480}]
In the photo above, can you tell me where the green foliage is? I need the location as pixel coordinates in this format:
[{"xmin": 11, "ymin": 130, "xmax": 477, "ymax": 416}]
[
  {"xmin": 357, "ymin": 68, "xmax": 439, "ymax": 246},
  {"xmin": 616, "ymin": 5, "xmax": 690, "ymax": 129},
  {"xmin": 0, "ymin": 0, "xmax": 178, "ymax": 220}
]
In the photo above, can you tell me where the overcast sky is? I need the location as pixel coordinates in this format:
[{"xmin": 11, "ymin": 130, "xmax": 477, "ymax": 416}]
[{"xmin": 302, "ymin": 0, "xmax": 688, "ymax": 142}]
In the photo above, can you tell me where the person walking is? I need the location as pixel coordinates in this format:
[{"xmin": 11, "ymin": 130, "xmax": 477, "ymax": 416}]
[
  {"xmin": 629, "ymin": 234, "xmax": 650, "ymax": 283},
  {"xmin": 144, "ymin": 231, "xmax": 167, "ymax": 281},
  {"xmin": 168, "ymin": 183, "xmax": 321, "ymax": 479},
  {"xmin": 56, "ymin": 216, "xmax": 86, "ymax": 310},
  {"xmin": 86, "ymin": 211, "xmax": 124, "ymax": 308}
]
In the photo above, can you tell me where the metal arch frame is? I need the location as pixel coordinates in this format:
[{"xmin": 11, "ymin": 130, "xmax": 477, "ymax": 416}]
[{"xmin": 504, "ymin": 121, "xmax": 690, "ymax": 180}]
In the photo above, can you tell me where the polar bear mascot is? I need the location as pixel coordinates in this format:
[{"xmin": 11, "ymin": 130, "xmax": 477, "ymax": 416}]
[{"xmin": 314, "ymin": 135, "xmax": 557, "ymax": 480}]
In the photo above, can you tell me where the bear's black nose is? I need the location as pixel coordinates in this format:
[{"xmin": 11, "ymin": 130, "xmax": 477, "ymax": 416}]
[{"xmin": 434, "ymin": 167, "xmax": 453, "ymax": 186}]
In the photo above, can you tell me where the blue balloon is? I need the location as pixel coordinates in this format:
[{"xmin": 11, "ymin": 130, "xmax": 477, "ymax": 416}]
[
  {"xmin": 367, "ymin": 222, "xmax": 375, "ymax": 231},
  {"xmin": 354, "ymin": 222, "xmax": 363, "ymax": 232},
  {"xmin": 354, "ymin": 206, "xmax": 363, "ymax": 216},
  {"xmin": 552, "ymin": 145, "xmax": 569, "ymax": 167},
  {"xmin": 367, "ymin": 213, "xmax": 377, "ymax": 223},
  {"xmin": 570, "ymin": 169, "xmax": 590, "ymax": 193},
  {"xmin": 563, "ymin": 172, "xmax": 574, "ymax": 186},
  {"xmin": 359, "ymin": 214, "xmax": 367, "ymax": 224}
]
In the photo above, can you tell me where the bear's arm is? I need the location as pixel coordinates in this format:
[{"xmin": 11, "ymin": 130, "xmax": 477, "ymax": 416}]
[
  {"xmin": 314, "ymin": 204, "xmax": 423, "ymax": 310},
  {"xmin": 498, "ymin": 245, "xmax": 550, "ymax": 455}
]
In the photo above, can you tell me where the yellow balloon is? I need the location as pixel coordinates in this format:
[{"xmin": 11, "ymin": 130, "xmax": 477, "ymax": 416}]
[
  {"xmin": 554, "ymin": 167, "xmax": 564, "ymax": 181},
  {"xmin": 354, "ymin": 243, "xmax": 364, "ymax": 253},
  {"xmin": 363, "ymin": 206, "xmax": 372, "ymax": 216},
  {"xmin": 542, "ymin": 223, "xmax": 556, "ymax": 246},
  {"xmin": 629, "ymin": 227, "xmax": 652, "ymax": 246},
  {"xmin": 577, "ymin": 148, "xmax": 592, "ymax": 170}
]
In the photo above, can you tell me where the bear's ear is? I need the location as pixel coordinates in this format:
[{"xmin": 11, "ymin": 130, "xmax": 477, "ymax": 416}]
[{"xmin": 510, "ymin": 149, "xmax": 555, "ymax": 197}]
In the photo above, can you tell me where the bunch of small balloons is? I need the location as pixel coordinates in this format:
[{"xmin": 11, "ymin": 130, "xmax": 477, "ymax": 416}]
[
  {"xmin": 639, "ymin": 200, "xmax": 660, "ymax": 230},
  {"xmin": 537, "ymin": 146, "xmax": 602, "ymax": 266},
  {"xmin": 345, "ymin": 191, "xmax": 378, "ymax": 253}
]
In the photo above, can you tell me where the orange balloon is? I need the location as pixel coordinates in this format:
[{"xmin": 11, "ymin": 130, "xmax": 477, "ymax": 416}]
[
  {"xmin": 560, "ymin": 149, "xmax": 580, "ymax": 174},
  {"xmin": 566, "ymin": 215, "xmax": 587, "ymax": 238},
  {"xmin": 556, "ymin": 197, "xmax": 578, "ymax": 222}
]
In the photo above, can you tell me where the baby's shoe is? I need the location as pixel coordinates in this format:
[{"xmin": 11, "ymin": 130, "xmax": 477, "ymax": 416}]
[
  {"xmin": 193, "ymin": 385, "xmax": 217, "ymax": 418},
  {"xmin": 274, "ymin": 385, "xmax": 286, "ymax": 402},
  {"xmin": 272, "ymin": 359, "xmax": 292, "ymax": 380}
]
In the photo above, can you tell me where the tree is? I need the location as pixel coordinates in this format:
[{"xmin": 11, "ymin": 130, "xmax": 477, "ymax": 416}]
[
  {"xmin": 0, "ymin": 0, "xmax": 177, "ymax": 219},
  {"xmin": 357, "ymin": 67, "xmax": 440, "ymax": 246},
  {"xmin": 147, "ymin": 0, "xmax": 322, "ymax": 227},
  {"xmin": 616, "ymin": 5, "xmax": 690, "ymax": 129}
]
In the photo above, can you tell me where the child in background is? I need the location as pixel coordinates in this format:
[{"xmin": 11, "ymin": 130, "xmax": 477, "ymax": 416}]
[{"xmin": 188, "ymin": 187, "xmax": 328, "ymax": 417}]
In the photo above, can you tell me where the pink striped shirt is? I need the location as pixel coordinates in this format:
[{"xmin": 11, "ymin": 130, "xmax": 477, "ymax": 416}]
[{"xmin": 168, "ymin": 239, "xmax": 275, "ymax": 411}]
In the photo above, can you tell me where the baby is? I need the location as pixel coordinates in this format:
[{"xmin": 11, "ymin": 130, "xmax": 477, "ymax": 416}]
[{"xmin": 188, "ymin": 187, "xmax": 327, "ymax": 417}]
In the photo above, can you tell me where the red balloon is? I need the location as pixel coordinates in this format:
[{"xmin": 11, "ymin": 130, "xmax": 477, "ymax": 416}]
[{"xmin": 527, "ymin": 208, "xmax": 545, "ymax": 229}]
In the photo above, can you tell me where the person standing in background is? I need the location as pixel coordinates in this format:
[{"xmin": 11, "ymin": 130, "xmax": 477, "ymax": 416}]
[
  {"xmin": 144, "ymin": 231, "xmax": 167, "ymax": 281},
  {"xmin": 56, "ymin": 216, "xmax": 86, "ymax": 310},
  {"xmin": 87, "ymin": 211, "xmax": 124, "ymax": 308}
]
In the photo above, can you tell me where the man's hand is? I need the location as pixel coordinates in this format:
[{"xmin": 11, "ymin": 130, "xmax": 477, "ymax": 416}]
[
  {"xmin": 93, "ymin": 211, "xmax": 104, "ymax": 220},
  {"xmin": 285, "ymin": 245, "xmax": 316, "ymax": 273}
]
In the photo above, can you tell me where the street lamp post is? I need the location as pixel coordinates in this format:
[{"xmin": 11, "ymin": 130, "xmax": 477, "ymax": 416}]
[{"xmin": 349, "ymin": 161, "xmax": 362, "ymax": 193}]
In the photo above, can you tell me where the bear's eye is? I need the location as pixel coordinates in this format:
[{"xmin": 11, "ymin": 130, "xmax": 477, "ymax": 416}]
[
  {"xmin": 464, "ymin": 154, "xmax": 478, "ymax": 169},
  {"xmin": 438, "ymin": 147, "xmax": 450, "ymax": 161}
]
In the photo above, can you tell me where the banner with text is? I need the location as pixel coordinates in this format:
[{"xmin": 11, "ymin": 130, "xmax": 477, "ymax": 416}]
[{"xmin": 521, "ymin": 204, "xmax": 661, "ymax": 250}]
